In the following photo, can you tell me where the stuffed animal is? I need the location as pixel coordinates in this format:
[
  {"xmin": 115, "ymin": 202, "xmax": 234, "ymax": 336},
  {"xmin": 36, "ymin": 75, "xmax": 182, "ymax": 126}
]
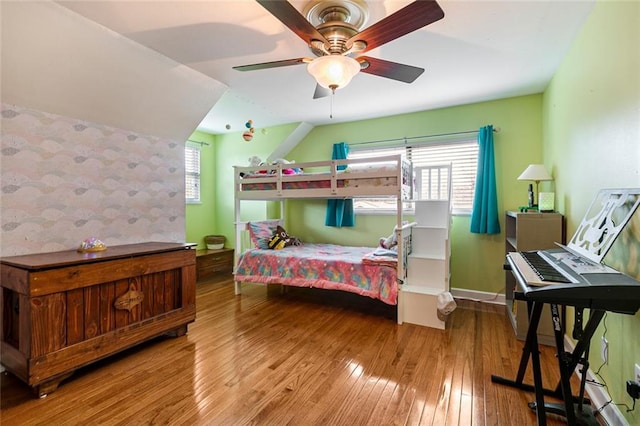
[
  {"xmin": 239, "ymin": 156, "xmax": 264, "ymax": 178},
  {"xmin": 248, "ymin": 156, "xmax": 262, "ymax": 167},
  {"xmin": 379, "ymin": 231, "xmax": 398, "ymax": 250},
  {"xmin": 270, "ymin": 158, "xmax": 291, "ymax": 165},
  {"xmin": 379, "ymin": 221, "xmax": 408, "ymax": 250},
  {"xmin": 245, "ymin": 155, "xmax": 270, "ymax": 175},
  {"xmin": 270, "ymin": 158, "xmax": 298, "ymax": 175},
  {"xmin": 268, "ymin": 226, "xmax": 302, "ymax": 249}
]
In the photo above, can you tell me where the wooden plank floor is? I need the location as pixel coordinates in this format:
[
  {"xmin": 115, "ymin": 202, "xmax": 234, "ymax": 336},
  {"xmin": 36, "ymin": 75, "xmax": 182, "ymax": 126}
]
[{"xmin": 2, "ymin": 277, "xmax": 594, "ymax": 425}]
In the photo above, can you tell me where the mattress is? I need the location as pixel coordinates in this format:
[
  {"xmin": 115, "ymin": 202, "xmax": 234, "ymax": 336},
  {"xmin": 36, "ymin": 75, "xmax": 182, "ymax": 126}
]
[{"xmin": 234, "ymin": 243, "xmax": 398, "ymax": 305}]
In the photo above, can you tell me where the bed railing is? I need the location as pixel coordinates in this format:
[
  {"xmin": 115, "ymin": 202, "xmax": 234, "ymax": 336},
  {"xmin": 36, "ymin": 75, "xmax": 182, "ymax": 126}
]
[
  {"xmin": 234, "ymin": 154, "xmax": 411, "ymax": 200},
  {"xmin": 396, "ymin": 221, "xmax": 417, "ymax": 284}
]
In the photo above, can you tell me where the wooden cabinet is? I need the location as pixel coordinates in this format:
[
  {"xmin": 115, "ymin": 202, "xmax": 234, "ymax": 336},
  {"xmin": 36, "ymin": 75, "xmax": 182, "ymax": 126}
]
[
  {"xmin": 196, "ymin": 248, "xmax": 234, "ymax": 282},
  {"xmin": 0, "ymin": 242, "xmax": 196, "ymax": 397},
  {"xmin": 505, "ymin": 211, "xmax": 564, "ymax": 345}
]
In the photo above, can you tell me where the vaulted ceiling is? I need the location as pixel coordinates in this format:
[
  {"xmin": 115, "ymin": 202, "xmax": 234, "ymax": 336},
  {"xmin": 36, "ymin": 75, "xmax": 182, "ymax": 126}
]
[{"xmin": 50, "ymin": 1, "xmax": 595, "ymax": 134}]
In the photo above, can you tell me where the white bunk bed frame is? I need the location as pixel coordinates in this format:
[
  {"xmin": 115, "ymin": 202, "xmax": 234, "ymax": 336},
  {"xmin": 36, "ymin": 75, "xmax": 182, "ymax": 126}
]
[
  {"xmin": 234, "ymin": 154, "xmax": 412, "ymax": 200},
  {"xmin": 233, "ymin": 154, "xmax": 452, "ymax": 324}
]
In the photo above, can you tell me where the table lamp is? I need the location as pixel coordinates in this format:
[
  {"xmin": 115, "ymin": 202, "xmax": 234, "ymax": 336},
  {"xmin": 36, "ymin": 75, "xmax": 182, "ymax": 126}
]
[{"xmin": 517, "ymin": 164, "xmax": 552, "ymax": 209}]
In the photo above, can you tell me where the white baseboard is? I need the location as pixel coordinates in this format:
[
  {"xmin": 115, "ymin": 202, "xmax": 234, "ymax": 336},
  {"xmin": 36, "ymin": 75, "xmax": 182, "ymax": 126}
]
[
  {"xmin": 450, "ymin": 288, "xmax": 505, "ymax": 305},
  {"xmin": 563, "ymin": 335, "xmax": 628, "ymax": 426}
]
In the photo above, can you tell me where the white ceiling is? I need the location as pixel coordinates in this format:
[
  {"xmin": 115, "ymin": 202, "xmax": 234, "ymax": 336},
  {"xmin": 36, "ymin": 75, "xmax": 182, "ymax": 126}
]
[{"xmin": 56, "ymin": 0, "xmax": 595, "ymax": 135}]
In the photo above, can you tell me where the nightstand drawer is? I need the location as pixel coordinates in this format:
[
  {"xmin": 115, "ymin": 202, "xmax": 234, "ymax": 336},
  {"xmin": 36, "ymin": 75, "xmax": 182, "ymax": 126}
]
[
  {"xmin": 196, "ymin": 248, "xmax": 234, "ymax": 282},
  {"xmin": 199, "ymin": 251, "xmax": 233, "ymax": 269}
]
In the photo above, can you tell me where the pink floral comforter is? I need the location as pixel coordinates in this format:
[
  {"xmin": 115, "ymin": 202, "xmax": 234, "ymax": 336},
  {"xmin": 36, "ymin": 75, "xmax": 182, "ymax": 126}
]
[{"xmin": 235, "ymin": 243, "xmax": 398, "ymax": 305}]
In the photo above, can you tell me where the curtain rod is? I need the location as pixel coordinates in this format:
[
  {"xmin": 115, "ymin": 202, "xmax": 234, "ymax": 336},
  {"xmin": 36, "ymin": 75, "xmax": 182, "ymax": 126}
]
[
  {"xmin": 349, "ymin": 126, "xmax": 500, "ymax": 147},
  {"xmin": 187, "ymin": 139, "xmax": 210, "ymax": 147}
]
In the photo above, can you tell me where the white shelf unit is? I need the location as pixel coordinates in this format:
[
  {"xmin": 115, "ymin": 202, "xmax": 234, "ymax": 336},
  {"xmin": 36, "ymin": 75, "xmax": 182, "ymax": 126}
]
[{"xmin": 399, "ymin": 164, "xmax": 452, "ymax": 330}]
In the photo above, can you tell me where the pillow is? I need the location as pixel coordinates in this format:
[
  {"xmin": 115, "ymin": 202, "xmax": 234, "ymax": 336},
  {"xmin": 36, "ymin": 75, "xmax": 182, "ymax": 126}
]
[{"xmin": 247, "ymin": 220, "xmax": 281, "ymax": 249}]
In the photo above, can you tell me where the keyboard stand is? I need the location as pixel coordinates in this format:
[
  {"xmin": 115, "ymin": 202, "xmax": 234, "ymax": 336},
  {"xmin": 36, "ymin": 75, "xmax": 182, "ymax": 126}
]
[{"xmin": 491, "ymin": 297, "xmax": 601, "ymax": 425}]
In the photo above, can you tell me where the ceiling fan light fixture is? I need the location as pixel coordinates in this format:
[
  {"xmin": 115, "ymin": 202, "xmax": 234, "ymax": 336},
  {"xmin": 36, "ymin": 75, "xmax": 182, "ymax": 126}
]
[{"xmin": 307, "ymin": 55, "xmax": 360, "ymax": 91}]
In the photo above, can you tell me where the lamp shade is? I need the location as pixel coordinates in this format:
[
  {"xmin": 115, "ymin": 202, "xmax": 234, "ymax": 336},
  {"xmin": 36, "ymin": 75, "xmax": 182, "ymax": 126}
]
[
  {"xmin": 517, "ymin": 164, "xmax": 552, "ymax": 182},
  {"xmin": 307, "ymin": 55, "xmax": 360, "ymax": 91}
]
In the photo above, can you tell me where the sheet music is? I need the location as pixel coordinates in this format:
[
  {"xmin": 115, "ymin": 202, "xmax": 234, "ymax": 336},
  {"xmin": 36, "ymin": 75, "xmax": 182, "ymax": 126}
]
[{"xmin": 567, "ymin": 189, "xmax": 640, "ymax": 263}]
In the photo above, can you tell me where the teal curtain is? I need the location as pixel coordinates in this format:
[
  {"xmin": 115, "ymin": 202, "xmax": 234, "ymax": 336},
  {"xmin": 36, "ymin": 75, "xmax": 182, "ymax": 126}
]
[
  {"xmin": 470, "ymin": 125, "xmax": 500, "ymax": 234},
  {"xmin": 326, "ymin": 142, "xmax": 355, "ymax": 227}
]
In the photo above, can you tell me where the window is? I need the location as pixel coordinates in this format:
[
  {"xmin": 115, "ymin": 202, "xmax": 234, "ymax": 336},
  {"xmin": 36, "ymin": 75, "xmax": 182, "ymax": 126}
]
[
  {"xmin": 349, "ymin": 139, "xmax": 478, "ymax": 214},
  {"xmin": 185, "ymin": 145, "xmax": 201, "ymax": 203}
]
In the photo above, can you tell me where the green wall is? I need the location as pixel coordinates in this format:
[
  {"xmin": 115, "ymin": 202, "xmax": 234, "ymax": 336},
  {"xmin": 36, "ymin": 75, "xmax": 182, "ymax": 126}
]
[
  {"xmin": 212, "ymin": 123, "xmax": 301, "ymax": 246},
  {"xmin": 185, "ymin": 130, "xmax": 216, "ymax": 249},
  {"xmin": 542, "ymin": 0, "xmax": 639, "ymax": 423},
  {"xmin": 204, "ymin": 95, "xmax": 542, "ymax": 295},
  {"xmin": 285, "ymin": 95, "xmax": 543, "ymax": 295}
]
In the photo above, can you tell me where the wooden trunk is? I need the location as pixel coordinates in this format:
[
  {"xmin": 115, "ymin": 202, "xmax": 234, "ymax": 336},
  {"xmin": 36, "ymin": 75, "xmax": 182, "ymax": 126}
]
[{"xmin": 0, "ymin": 242, "xmax": 196, "ymax": 397}]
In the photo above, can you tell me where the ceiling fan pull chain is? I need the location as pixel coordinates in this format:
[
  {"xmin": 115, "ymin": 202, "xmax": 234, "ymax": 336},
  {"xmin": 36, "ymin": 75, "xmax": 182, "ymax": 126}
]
[
  {"xmin": 330, "ymin": 90, "xmax": 334, "ymax": 119},
  {"xmin": 329, "ymin": 92, "xmax": 336, "ymax": 118}
]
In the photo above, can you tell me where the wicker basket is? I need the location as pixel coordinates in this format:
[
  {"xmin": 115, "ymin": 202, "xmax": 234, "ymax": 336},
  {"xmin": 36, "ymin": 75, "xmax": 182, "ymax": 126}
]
[{"xmin": 204, "ymin": 235, "xmax": 225, "ymax": 250}]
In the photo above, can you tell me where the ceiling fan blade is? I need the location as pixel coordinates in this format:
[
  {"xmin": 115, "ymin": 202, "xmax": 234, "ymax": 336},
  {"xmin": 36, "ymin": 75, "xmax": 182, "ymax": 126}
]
[
  {"xmin": 358, "ymin": 56, "xmax": 424, "ymax": 83},
  {"xmin": 313, "ymin": 84, "xmax": 331, "ymax": 99},
  {"xmin": 257, "ymin": 0, "xmax": 329, "ymax": 46},
  {"xmin": 348, "ymin": 0, "xmax": 444, "ymax": 54},
  {"xmin": 233, "ymin": 58, "xmax": 309, "ymax": 71}
]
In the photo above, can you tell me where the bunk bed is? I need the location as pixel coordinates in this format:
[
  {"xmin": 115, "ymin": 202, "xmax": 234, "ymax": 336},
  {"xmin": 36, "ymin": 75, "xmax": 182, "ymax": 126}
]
[
  {"xmin": 235, "ymin": 155, "xmax": 412, "ymax": 200},
  {"xmin": 232, "ymin": 155, "xmax": 451, "ymax": 322}
]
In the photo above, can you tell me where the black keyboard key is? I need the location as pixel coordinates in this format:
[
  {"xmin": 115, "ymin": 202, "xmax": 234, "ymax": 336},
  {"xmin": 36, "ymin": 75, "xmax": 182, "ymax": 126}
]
[{"xmin": 520, "ymin": 251, "xmax": 571, "ymax": 283}]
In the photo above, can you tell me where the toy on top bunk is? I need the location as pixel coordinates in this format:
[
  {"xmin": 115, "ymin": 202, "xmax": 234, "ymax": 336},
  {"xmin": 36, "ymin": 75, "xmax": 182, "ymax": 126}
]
[
  {"xmin": 271, "ymin": 158, "xmax": 303, "ymax": 175},
  {"xmin": 267, "ymin": 226, "xmax": 302, "ymax": 250},
  {"xmin": 241, "ymin": 156, "xmax": 303, "ymax": 177},
  {"xmin": 248, "ymin": 155, "xmax": 262, "ymax": 168}
]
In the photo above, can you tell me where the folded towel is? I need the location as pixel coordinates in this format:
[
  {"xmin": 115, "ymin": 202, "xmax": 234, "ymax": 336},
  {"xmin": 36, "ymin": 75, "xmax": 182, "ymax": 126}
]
[
  {"xmin": 362, "ymin": 248, "xmax": 398, "ymax": 267},
  {"xmin": 372, "ymin": 247, "xmax": 398, "ymax": 257}
]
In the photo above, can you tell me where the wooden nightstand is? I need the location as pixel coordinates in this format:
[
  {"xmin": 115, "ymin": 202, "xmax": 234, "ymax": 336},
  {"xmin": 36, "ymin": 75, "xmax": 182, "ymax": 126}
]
[{"xmin": 196, "ymin": 248, "xmax": 234, "ymax": 282}]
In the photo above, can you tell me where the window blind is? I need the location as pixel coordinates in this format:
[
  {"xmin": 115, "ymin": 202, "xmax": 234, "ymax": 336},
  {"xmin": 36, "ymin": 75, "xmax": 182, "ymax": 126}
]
[
  {"xmin": 185, "ymin": 145, "xmax": 201, "ymax": 203},
  {"xmin": 349, "ymin": 139, "xmax": 478, "ymax": 212}
]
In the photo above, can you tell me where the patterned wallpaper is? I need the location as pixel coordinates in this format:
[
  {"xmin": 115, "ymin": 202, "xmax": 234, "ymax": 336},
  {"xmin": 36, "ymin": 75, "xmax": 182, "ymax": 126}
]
[{"xmin": 0, "ymin": 103, "xmax": 185, "ymax": 256}]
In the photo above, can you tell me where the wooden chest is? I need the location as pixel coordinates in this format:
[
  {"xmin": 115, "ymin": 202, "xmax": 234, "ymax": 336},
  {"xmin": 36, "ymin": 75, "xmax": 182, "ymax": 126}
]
[
  {"xmin": 0, "ymin": 242, "xmax": 196, "ymax": 397},
  {"xmin": 196, "ymin": 248, "xmax": 234, "ymax": 281}
]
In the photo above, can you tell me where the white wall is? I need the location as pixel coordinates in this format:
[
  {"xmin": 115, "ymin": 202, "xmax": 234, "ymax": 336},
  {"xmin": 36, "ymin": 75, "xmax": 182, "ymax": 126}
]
[{"xmin": 1, "ymin": 1, "xmax": 226, "ymax": 141}]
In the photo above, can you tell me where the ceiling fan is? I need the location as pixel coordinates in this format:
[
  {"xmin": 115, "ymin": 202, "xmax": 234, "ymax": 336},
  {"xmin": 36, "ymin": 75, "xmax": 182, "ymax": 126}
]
[{"xmin": 233, "ymin": 0, "xmax": 445, "ymax": 98}]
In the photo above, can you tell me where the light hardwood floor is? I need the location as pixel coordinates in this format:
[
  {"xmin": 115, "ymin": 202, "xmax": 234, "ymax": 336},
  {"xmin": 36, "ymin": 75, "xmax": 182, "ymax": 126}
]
[{"xmin": 2, "ymin": 277, "xmax": 592, "ymax": 425}]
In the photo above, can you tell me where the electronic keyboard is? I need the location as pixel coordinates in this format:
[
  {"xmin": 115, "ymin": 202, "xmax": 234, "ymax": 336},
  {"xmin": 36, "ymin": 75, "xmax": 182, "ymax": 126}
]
[{"xmin": 507, "ymin": 248, "xmax": 640, "ymax": 314}]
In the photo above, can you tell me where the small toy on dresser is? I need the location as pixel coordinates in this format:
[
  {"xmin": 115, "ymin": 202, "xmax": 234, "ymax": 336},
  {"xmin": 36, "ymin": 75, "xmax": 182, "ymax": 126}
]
[{"xmin": 77, "ymin": 237, "xmax": 107, "ymax": 253}]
